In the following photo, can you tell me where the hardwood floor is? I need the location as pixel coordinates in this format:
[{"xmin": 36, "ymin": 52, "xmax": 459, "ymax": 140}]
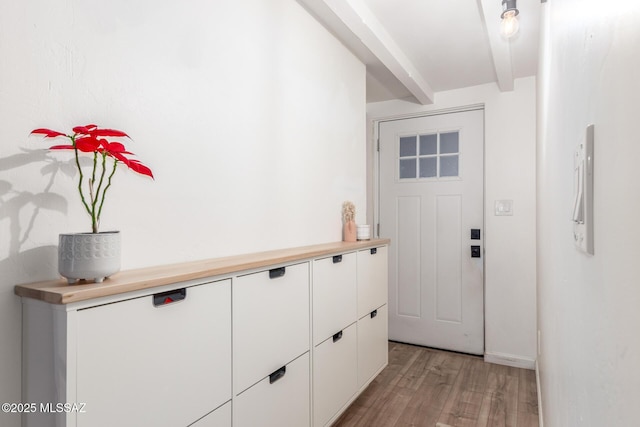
[{"xmin": 333, "ymin": 342, "xmax": 538, "ymax": 427}]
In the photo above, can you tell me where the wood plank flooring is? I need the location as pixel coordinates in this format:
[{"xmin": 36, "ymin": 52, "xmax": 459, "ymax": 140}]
[{"xmin": 333, "ymin": 342, "xmax": 538, "ymax": 427}]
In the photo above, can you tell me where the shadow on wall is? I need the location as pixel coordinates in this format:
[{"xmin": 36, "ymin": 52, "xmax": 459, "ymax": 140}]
[
  {"xmin": 0, "ymin": 148, "xmax": 69, "ymax": 417},
  {"xmin": 0, "ymin": 246, "xmax": 59, "ymax": 284},
  {"xmin": 0, "ymin": 148, "xmax": 72, "ymax": 282}
]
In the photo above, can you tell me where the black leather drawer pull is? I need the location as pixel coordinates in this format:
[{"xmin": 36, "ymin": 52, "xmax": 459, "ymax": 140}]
[
  {"xmin": 371, "ymin": 309, "xmax": 378, "ymax": 319},
  {"xmin": 370, "ymin": 248, "xmax": 377, "ymax": 255},
  {"xmin": 332, "ymin": 255, "xmax": 342, "ymax": 264},
  {"xmin": 333, "ymin": 330, "xmax": 343, "ymax": 343},
  {"xmin": 153, "ymin": 288, "xmax": 186, "ymax": 307},
  {"xmin": 269, "ymin": 366, "xmax": 286, "ymax": 384},
  {"xmin": 269, "ymin": 267, "xmax": 286, "ymax": 279}
]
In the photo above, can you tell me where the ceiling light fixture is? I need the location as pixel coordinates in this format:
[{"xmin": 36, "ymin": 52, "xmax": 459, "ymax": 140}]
[{"xmin": 500, "ymin": 0, "xmax": 520, "ymax": 38}]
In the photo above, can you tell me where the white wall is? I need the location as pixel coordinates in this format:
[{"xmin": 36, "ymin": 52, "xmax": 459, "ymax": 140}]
[
  {"xmin": 0, "ymin": 1, "xmax": 365, "ymax": 425},
  {"xmin": 537, "ymin": 2, "xmax": 640, "ymax": 425},
  {"xmin": 367, "ymin": 77, "xmax": 537, "ymax": 367}
]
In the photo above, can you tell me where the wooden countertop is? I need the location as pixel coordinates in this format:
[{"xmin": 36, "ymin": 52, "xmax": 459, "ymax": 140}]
[{"xmin": 15, "ymin": 239, "xmax": 390, "ymax": 305}]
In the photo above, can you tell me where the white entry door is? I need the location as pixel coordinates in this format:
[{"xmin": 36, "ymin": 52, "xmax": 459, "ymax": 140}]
[{"xmin": 378, "ymin": 108, "xmax": 484, "ymax": 355}]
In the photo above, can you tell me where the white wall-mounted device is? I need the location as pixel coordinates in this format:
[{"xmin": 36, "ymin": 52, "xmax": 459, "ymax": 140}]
[
  {"xmin": 573, "ymin": 124, "xmax": 594, "ymax": 255},
  {"xmin": 495, "ymin": 199, "xmax": 513, "ymax": 216}
]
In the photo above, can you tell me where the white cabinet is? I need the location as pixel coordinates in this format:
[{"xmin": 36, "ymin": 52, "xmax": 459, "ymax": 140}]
[
  {"xmin": 312, "ymin": 251, "xmax": 359, "ymax": 426},
  {"xmin": 313, "ymin": 323, "xmax": 357, "ymax": 427},
  {"xmin": 234, "ymin": 353, "xmax": 310, "ymax": 427},
  {"xmin": 233, "ymin": 262, "xmax": 310, "ymax": 394},
  {"xmin": 312, "ymin": 245, "xmax": 389, "ymax": 426},
  {"xmin": 76, "ymin": 280, "xmax": 231, "ymax": 427},
  {"xmin": 312, "ymin": 253, "xmax": 357, "ymax": 346},
  {"xmin": 18, "ymin": 240, "xmax": 388, "ymax": 427},
  {"xmin": 357, "ymin": 246, "xmax": 388, "ymax": 319},
  {"xmin": 358, "ymin": 304, "xmax": 389, "ymax": 388},
  {"xmin": 356, "ymin": 245, "xmax": 389, "ymax": 388}
]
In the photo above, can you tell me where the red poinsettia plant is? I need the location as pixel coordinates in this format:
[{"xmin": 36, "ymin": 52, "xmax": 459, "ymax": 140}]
[{"xmin": 31, "ymin": 124, "xmax": 154, "ymax": 233}]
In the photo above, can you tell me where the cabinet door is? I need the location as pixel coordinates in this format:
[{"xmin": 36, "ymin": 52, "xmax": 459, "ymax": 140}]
[
  {"xmin": 233, "ymin": 262, "xmax": 310, "ymax": 394},
  {"xmin": 234, "ymin": 353, "xmax": 310, "ymax": 427},
  {"xmin": 357, "ymin": 246, "xmax": 388, "ymax": 318},
  {"xmin": 358, "ymin": 304, "xmax": 389, "ymax": 388},
  {"xmin": 312, "ymin": 253, "xmax": 357, "ymax": 346},
  {"xmin": 76, "ymin": 280, "xmax": 231, "ymax": 427},
  {"xmin": 190, "ymin": 401, "xmax": 231, "ymax": 427},
  {"xmin": 313, "ymin": 323, "xmax": 357, "ymax": 427}
]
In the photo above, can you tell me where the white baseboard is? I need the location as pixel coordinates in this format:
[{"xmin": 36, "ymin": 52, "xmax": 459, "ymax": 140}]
[
  {"xmin": 536, "ymin": 359, "xmax": 544, "ymax": 427},
  {"xmin": 484, "ymin": 352, "xmax": 536, "ymax": 370}
]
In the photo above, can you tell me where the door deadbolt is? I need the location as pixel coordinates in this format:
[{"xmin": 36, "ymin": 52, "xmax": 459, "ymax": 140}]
[{"xmin": 471, "ymin": 246, "xmax": 481, "ymax": 258}]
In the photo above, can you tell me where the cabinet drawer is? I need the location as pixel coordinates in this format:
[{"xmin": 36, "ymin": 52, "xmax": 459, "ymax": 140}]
[
  {"xmin": 190, "ymin": 401, "xmax": 231, "ymax": 427},
  {"xmin": 357, "ymin": 246, "xmax": 388, "ymax": 318},
  {"xmin": 234, "ymin": 352, "xmax": 310, "ymax": 427},
  {"xmin": 358, "ymin": 304, "xmax": 388, "ymax": 388},
  {"xmin": 313, "ymin": 323, "xmax": 357, "ymax": 427},
  {"xmin": 233, "ymin": 262, "xmax": 310, "ymax": 394},
  {"xmin": 313, "ymin": 253, "xmax": 357, "ymax": 345},
  {"xmin": 76, "ymin": 279, "xmax": 231, "ymax": 427}
]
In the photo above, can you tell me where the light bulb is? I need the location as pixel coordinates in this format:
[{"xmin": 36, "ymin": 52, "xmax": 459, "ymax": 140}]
[{"xmin": 501, "ymin": 9, "xmax": 520, "ymax": 38}]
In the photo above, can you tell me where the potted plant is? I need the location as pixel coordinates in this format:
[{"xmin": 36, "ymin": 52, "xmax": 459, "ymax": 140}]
[{"xmin": 31, "ymin": 124, "xmax": 153, "ymax": 283}]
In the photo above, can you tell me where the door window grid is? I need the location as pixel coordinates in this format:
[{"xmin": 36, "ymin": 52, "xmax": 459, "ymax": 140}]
[{"xmin": 398, "ymin": 131, "xmax": 460, "ymax": 180}]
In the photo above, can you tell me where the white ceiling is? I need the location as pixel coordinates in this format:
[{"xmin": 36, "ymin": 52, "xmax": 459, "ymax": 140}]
[{"xmin": 297, "ymin": 0, "xmax": 541, "ymax": 104}]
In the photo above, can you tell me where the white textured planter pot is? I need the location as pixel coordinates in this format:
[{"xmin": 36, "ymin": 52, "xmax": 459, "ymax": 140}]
[{"xmin": 58, "ymin": 231, "xmax": 121, "ymax": 284}]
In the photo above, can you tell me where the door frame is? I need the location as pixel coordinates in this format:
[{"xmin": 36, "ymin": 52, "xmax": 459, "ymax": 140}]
[{"xmin": 371, "ymin": 103, "xmax": 486, "ymax": 351}]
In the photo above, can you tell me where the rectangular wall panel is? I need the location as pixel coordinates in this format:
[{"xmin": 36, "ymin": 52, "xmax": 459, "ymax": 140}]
[
  {"xmin": 435, "ymin": 195, "xmax": 462, "ymax": 323},
  {"xmin": 396, "ymin": 197, "xmax": 421, "ymax": 317}
]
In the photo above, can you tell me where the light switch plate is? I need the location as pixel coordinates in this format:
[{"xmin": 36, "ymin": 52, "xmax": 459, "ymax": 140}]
[
  {"xmin": 495, "ymin": 200, "xmax": 513, "ymax": 216},
  {"xmin": 573, "ymin": 124, "xmax": 594, "ymax": 255}
]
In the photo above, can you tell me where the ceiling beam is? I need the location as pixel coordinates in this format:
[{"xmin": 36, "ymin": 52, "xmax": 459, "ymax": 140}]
[
  {"xmin": 299, "ymin": 0, "xmax": 435, "ymax": 104},
  {"xmin": 479, "ymin": 0, "xmax": 515, "ymax": 91}
]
